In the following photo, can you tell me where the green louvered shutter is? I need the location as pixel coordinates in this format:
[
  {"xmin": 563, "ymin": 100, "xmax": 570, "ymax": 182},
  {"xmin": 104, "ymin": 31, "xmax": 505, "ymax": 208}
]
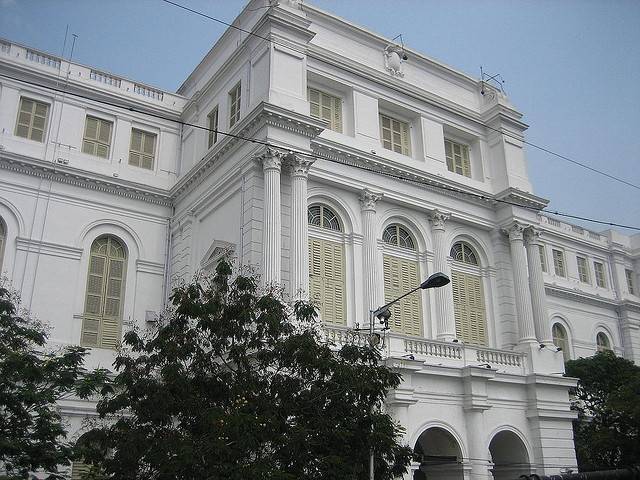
[
  {"xmin": 383, "ymin": 255, "xmax": 422, "ymax": 336},
  {"xmin": 82, "ymin": 237, "xmax": 126, "ymax": 349},
  {"xmin": 452, "ymin": 270, "xmax": 487, "ymax": 345},
  {"xmin": 71, "ymin": 461, "xmax": 90, "ymax": 480},
  {"xmin": 309, "ymin": 237, "xmax": 345, "ymax": 325}
]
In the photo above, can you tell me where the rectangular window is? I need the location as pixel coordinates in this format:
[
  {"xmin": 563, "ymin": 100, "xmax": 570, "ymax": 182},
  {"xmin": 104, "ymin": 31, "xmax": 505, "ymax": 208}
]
[
  {"xmin": 627, "ymin": 269, "xmax": 636, "ymax": 295},
  {"xmin": 229, "ymin": 82, "xmax": 241, "ymax": 128},
  {"xmin": 207, "ymin": 106, "xmax": 219, "ymax": 148},
  {"xmin": 444, "ymin": 139, "xmax": 471, "ymax": 177},
  {"xmin": 594, "ymin": 261, "xmax": 607, "ymax": 288},
  {"xmin": 128, "ymin": 128, "xmax": 156, "ymax": 170},
  {"xmin": 577, "ymin": 256, "xmax": 590, "ymax": 284},
  {"xmin": 308, "ymin": 87, "xmax": 342, "ymax": 133},
  {"xmin": 538, "ymin": 245, "xmax": 547, "ymax": 273},
  {"xmin": 15, "ymin": 97, "xmax": 49, "ymax": 142},
  {"xmin": 552, "ymin": 249, "xmax": 566, "ymax": 277},
  {"xmin": 82, "ymin": 116, "xmax": 113, "ymax": 158},
  {"xmin": 379, "ymin": 114, "xmax": 410, "ymax": 156}
]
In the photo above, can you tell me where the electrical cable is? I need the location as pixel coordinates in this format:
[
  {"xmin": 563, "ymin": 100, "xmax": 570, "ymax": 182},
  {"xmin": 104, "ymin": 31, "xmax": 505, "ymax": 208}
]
[
  {"xmin": 1, "ymin": 71, "xmax": 638, "ymax": 232},
  {"xmin": 159, "ymin": 0, "xmax": 640, "ymax": 192}
]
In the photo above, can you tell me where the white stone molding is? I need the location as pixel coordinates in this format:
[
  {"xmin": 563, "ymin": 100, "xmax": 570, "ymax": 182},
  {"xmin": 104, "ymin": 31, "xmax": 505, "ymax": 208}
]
[
  {"xmin": 285, "ymin": 154, "xmax": 315, "ymax": 299},
  {"xmin": 359, "ymin": 188, "xmax": 383, "ymax": 311},
  {"xmin": 503, "ymin": 221, "xmax": 536, "ymax": 343},
  {"xmin": 428, "ymin": 210, "xmax": 455, "ymax": 341},
  {"xmin": 260, "ymin": 148, "xmax": 284, "ymax": 286},
  {"xmin": 524, "ymin": 227, "xmax": 552, "ymax": 344}
]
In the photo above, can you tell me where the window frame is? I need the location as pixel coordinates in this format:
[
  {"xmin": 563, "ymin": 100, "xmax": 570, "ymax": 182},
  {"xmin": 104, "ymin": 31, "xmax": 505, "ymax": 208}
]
[
  {"xmin": 538, "ymin": 244, "xmax": 548, "ymax": 273},
  {"xmin": 128, "ymin": 128, "xmax": 156, "ymax": 170},
  {"xmin": 308, "ymin": 87, "xmax": 343, "ymax": 133},
  {"xmin": 207, "ymin": 106, "xmax": 219, "ymax": 148},
  {"xmin": 576, "ymin": 255, "xmax": 590, "ymax": 284},
  {"xmin": 626, "ymin": 269, "xmax": 636, "ymax": 295},
  {"xmin": 228, "ymin": 82, "xmax": 242, "ymax": 128},
  {"xmin": 82, "ymin": 115, "xmax": 114, "ymax": 159},
  {"xmin": 552, "ymin": 322, "xmax": 570, "ymax": 362},
  {"xmin": 15, "ymin": 96, "xmax": 50, "ymax": 143},
  {"xmin": 379, "ymin": 112, "xmax": 411, "ymax": 156},
  {"xmin": 596, "ymin": 331, "xmax": 612, "ymax": 353},
  {"xmin": 444, "ymin": 138, "xmax": 472, "ymax": 178},
  {"xmin": 552, "ymin": 248, "xmax": 566, "ymax": 278},
  {"xmin": 0, "ymin": 219, "xmax": 5, "ymax": 273},
  {"xmin": 593, "ymin": 261, "xmax": 607, "ymax": 288}
]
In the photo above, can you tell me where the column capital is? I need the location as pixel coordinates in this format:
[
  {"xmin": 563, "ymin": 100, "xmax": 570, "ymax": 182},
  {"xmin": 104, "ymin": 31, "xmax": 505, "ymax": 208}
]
[
  {"xmin": 359, "ymin": 188, "xmax": 383, "ymax": 211},
  {"xmin": 524, "ymin": 226, "xmax": 543, "ymax": 245},
  {"xmin": 503, "ymin": 221, "xmax": 528, "ymax": 241},
  {"xmin": 285, "ymin": 154, "xmax": 315, "ymax": 177},
  {"xmin": 260, "ymin": 147, "xmax": 284, "ymax": 171},
  {"xmin": 428, "ymin": 210, "xmax": 450, "ymax": 231}
]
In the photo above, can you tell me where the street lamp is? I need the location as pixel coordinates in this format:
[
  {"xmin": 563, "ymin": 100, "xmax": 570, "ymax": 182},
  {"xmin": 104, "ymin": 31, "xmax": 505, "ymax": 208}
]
[{"xmin": 368, "ymin": 271, "xmax": 450, "ymax": 480}]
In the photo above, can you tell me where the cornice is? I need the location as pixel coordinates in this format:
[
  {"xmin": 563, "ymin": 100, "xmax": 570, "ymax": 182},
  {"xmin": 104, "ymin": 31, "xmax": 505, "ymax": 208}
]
[
  {"xmin": 310, "ymin": 138, "xmax": 495, "ymax": 209},
  {"xmin": 170, "ymin": 102, "xmax": 325, "ymax": 200},
  {"xmin": 0, "ymin": 151, "xmax": 172, "ymax": 207},
  {"xmin": 494, "ymin": 187, "xmax": 548, "ymax": 211},
  {"xmin": 545, "ymin": 283, "xmax": 627, "ymax": 309},
  {"xmin": 15, "ymin": 237, "xmax": 83, "ymax": 260}
]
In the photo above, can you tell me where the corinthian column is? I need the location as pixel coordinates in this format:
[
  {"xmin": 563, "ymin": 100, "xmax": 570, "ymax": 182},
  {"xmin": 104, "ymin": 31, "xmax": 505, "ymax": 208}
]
[
  {"xmin": 360, "ymin": 189, "xmax": 383, "ymax": 312},
  {"xmin": 524, "ymin": 227, "xmax": 552, "ymax": 344},
  {"xmin": 260, "ymin": 148, "xmax": 283, "ymax": 286},
  {"xmin": 504, "ymin": 222, "xmax": 537, "ymax": 343},
  {"xmin": 286, "ymin": 154, "xmax": 314, "ymax": 300},
  {"xmin": 428, "ymin": 210, "xmax": 455, "ymax": 341}
]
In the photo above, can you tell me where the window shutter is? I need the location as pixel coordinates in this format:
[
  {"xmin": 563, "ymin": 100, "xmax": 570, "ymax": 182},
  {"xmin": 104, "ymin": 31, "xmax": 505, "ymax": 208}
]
[
  {"xmin": 98, "ymin": 120, "xmax": 111, "ymax": 144},
  {"xmin": 452, "ymin": 270, "xmax": 487, "ymax": 345},
  {"xmin": 308, "ymin": 238, "xmax": 345, "ymax": 325},
  {"xmin": 332, "ymin": 96, "xmax": 342, "ymax": 133},
  {"xmin": 16, "ymin": 98, "xmax": 49, "ymax": 142},
  {"xmin": 400, "ymin": 122, "xmax": 411, "ymax": 156},
  {"xmin": 85, "ymin": 117, "xmax": 98, "ymax": 140},
  {"xmin": 383, "ymin": 255, "xmax": 422, "ymax": 336},
  {"xmin": 71, "ymin": 461, "xmax": 91, "ymax": 480}
]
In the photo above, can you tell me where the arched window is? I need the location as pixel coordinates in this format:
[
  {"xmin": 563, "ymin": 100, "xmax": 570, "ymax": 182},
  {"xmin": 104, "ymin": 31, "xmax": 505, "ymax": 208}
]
[
  {"xmin": 552, "ymin": 323, "xmax": 570, "ymax": 362},
  {"xmin": 596, "ymin": 332, "xmax": 612, "ymax": 353},
  {"xmin": 81, "ymin": 236, "xmax": 127, "ymax": 349},
  {"xmin": 308, "ymin": 204, "xmax": 345, "ymax": 325},
  {"xmin": 382, "ymin": 224, "xmax": 422, "ymax": 336},
  {"xmin": 0, "ymin": 219, "xmax": 5, "ymax": 273},
  {"xmin": 450, "ymin": 241, "xmax": 487, "ymax": 345}
]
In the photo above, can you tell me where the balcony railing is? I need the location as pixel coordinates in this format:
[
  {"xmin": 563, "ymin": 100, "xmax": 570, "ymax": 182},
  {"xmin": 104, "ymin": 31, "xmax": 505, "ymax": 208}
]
[
  {"xmin": 134, "ymin": 83, "xmax": 164, "ymax": 101},
  {"xmin": 26, "ymin": 49, "xmax": 61, "ymax": 69},
  {"xmin": 90, "ymin": 69, "xmax": 122, "ymax": 88},
  {"xmin": 323, "ymin": 324, "xmax": 526, "ymax": 374}
]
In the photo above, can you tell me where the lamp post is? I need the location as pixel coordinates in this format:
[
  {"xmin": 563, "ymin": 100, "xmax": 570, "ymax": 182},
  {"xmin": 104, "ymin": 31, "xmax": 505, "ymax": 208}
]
[{"xmin": 368, "ymin": 271, "xmax": 450, "ymax": 480}]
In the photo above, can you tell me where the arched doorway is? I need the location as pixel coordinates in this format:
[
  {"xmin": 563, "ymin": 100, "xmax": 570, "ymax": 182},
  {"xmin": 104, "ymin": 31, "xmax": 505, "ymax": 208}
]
[
  {"xmin": 489, "ymin": 430, "xmax": 531, "ymax": 480},
  {"xmin": 413, "ymin": 427, "xmax": 463, "ymax": 480}
]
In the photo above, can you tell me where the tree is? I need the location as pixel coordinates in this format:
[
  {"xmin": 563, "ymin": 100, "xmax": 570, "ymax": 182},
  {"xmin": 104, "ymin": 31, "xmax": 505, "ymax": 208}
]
[
  {"xmin": 565, "ymin": 351, "xmax": 640, "ymax": 471},
  {"xmin": 81, "ymin": 261, "xmax": 412, "ymax": 479},
  {"xmin": 0, "ymin": 287, "xmax": 108, "ymax": 480}
]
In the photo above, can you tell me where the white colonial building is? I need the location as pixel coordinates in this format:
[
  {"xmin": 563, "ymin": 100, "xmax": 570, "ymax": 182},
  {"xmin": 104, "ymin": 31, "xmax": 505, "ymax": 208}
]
[{"xmin": 1, "ymin": 1, "xmax": 639, "ymax": 479}]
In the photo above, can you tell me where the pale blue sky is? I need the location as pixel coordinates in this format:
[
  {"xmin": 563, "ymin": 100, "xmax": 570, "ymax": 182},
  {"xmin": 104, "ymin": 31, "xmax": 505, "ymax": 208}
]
[{"xmin": 1, "ymin": 0, "xmax": 639, "ymax": 233}]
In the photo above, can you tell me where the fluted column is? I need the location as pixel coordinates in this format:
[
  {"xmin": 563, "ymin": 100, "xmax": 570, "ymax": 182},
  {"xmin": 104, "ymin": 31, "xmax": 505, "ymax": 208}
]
[
  {"xmin": 261, "ymin": 148, "xmax": 283, "ymax": 286},
  {"xmin": 360, "ymin": 189, "xmax": 383, "ymax": 312},
  {"xmin": 505, "ymin": 222, "xmax": 537, "ymax": 343},
  {"xmin": 286, "ymin": 154, "xmax": 314, "ymax": 300},
  {"xmin": 524, "ymin": 227, "xmax": 552, "ymax": 344},
  {"xmin": 428, "ymin": 210, "xmax": 455, "ymax": 341}
]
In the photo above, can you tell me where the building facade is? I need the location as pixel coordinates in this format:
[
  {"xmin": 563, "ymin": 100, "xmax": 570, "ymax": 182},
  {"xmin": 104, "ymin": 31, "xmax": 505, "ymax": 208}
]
[{"xmin": 0, "ymin": 1, "xmax": 639, "ymax": 479}]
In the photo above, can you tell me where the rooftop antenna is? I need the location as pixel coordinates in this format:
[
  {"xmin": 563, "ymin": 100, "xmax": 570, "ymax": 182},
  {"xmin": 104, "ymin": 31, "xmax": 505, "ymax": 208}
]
[
  {"xmin": 391, "ymin": 33, "xmax": 408, "ymax": 60},
  {"xmin": 480, "ymin": 66, "xmax": 506, "ymax": 95}
]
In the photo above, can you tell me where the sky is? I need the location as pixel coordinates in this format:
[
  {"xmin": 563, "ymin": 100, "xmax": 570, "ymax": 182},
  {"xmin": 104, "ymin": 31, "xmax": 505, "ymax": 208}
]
[{"xmin": 1, "ymin": 0, "xmax": 639, "ymax": 235}]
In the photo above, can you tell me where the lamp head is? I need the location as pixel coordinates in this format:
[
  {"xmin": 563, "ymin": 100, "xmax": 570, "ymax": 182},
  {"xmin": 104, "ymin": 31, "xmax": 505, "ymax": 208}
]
[
  {"xmin": 420, "ymin": 272, "xmax": 450, "ymax": 289},
  {"xmin": 374, "ymin": 307, "xmax": 392, "ymax": 323}
]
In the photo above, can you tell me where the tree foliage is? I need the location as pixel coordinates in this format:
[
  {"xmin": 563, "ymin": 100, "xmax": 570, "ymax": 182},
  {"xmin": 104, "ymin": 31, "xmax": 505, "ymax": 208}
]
[
  {"xmin": 0, "ymin": 287, "xmax": 108, "ymax": 479},
  {"xmin": 565, "ymin": 351, "xmax": 640, "ymax": 471},
  {"xmin": 81, "ymin": 261, "xmax": 411, "ymax": 479}
]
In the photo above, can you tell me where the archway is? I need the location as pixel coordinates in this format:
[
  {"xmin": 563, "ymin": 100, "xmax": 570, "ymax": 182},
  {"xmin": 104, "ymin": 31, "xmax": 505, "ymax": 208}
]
[
  {"xmin": 413, "ymin": 427, "xmax": 463, "ymax": 480},
  {"xmin": 489, "ymin": 430, "xmax": 531, "ymax": 480}
]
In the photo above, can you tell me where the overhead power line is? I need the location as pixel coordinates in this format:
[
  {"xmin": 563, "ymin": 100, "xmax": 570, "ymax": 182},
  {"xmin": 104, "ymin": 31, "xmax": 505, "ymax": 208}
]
[
  {"xmin": 160, "ymin": 0, "xmax": 640, "ymax": 192},
  {"xmin": 1, "ymin": 72, "xmax": 638, "ymax": 232}
]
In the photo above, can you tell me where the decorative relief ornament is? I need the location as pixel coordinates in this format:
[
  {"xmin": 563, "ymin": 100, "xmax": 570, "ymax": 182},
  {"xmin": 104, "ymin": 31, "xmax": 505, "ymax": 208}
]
[
  {"xmin": 359, "ymin": 188, "xmax": 383, "ymax": 211},
  {"xmin": 260, "ymin": 147, "xmax": 284, "ymax": 170},
  {"xmin": 503, "ymin": 221, "xmax": 527, "ymax": 241},
  {"xmin": 384, "ymin": 45, "xmax": 405, "ymax": 77},
  {"xmin": 428, "ymin": 210, "xmax": 450, "ymax": 230},
  {"xmin": 285, "ymin": 153, "xmax": 315, "ymax": 177},
  {"xmin": 523, "ymin": 227, "xmax": 542, "ymax": 245}
]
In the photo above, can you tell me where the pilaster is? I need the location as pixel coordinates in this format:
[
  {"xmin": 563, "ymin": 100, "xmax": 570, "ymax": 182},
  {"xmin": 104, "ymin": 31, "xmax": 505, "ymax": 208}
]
[
  {"xmin": 524, "ymin": 227, "xmax": 552, "ymax": 344},
  {"xmin": 260, "ymin": 148, "xmax": 284, "ymax": 287},
  {"xmin": 428, "ymin": 210, "xmax": 455, "ymax": 341},
  {"xmin": 359, "ymin": 189, "xmax": 383, "ymax": 312}
]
